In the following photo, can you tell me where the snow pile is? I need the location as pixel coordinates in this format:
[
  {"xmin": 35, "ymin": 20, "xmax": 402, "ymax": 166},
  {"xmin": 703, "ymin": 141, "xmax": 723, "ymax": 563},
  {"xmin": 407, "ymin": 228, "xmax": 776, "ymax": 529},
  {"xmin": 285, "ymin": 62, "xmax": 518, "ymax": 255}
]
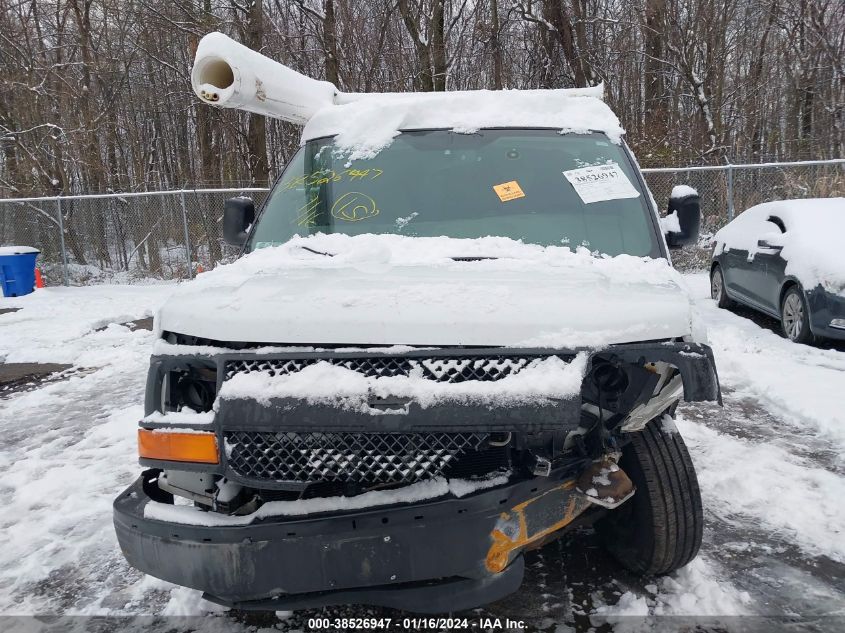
[
  {"xmin": 159, "ymin": 586, "xmax": 228, "ymax": 616},
  {"xmin": 713, "ymin": 198, "xmax": 845, "ymax": 294},
  {"xmin": 592, "ymin": 591, "xmax": 650, "ymax": 617},
  {"xmin": 0, "ymin": 284, "xmax": 175, "ymax": 365},
  {"xmin": 590, "ymin": 558, "xmax": 752, "ymax": 628},
  {"xmin": 651, "ymin": 558, "xmax": 752, "ymax": 615},
  {"xmin": 219, "ymin": 354, "xmax": 587, "ymax": 411},
  {"xmin": 659, "ymin": 212, "xmax": 681, "ymax": 234},
  {"xmin": 145, "ymin": 472, "xmax": 510, "ymax": 526},
  {"xmin": 304, "ymin": 86, "xmax": 625, "ymax": 160}
]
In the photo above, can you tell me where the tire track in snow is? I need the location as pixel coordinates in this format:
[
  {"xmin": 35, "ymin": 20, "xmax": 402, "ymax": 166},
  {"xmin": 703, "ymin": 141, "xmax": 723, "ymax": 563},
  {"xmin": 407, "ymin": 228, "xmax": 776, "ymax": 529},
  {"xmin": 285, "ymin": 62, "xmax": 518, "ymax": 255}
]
[
  {"xmin": 683, "ymin": 389, "xmax": 842, "ymax": 475},
  {"xmin": 0, "ymin": 346, "xmax": 151, "ymax": 614},
  {"xmin": 671, "ymin": 273, "xmax": 845, "ymax": 624},
  {"xmin": 676, "ymin": 407, "xmax": 845, "ymax": 612}
]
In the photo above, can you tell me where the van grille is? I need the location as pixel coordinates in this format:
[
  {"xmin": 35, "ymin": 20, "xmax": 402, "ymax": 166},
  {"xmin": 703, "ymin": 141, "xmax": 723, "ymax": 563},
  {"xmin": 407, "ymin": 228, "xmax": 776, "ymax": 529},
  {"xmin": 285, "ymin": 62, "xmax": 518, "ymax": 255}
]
[
  {"xmin": 224, "ymin": 356, "xmax": 539, "ymax": 383},
  {"xmin": 224, "ymin": 431, "xmax": 492, "ymax": 485}
]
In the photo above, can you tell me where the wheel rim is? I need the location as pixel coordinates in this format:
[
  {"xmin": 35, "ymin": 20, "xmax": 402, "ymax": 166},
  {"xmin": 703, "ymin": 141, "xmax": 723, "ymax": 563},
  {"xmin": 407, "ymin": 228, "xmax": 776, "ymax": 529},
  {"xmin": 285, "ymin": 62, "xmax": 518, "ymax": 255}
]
[
  {"xmin": 783, "ymin": 293, "xmax": 804, "ymax": 339},
  {"xmin": 711, "ymin": 270, "xmax": 723, "ymax": 301}
]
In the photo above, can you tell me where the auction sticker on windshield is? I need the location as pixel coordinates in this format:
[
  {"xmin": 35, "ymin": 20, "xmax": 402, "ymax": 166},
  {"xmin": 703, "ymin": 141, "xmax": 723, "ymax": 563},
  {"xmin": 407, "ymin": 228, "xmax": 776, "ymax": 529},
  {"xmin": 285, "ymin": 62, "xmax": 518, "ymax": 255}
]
[
  {"xmin": 493, "ymin": 180, "xmax": 526, "ymax": 202},
  {"xmin": 562, "ymin": 163, "xmax": 640, "ymax": 204}
]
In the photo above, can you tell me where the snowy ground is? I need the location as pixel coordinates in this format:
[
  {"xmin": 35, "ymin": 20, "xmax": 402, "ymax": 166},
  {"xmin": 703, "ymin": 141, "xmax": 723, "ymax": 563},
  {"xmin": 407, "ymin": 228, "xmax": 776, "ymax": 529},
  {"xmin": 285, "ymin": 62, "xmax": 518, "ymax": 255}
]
[{"xmin": 1, "ymin": 274, "xmax": 843, "ymax": 632}]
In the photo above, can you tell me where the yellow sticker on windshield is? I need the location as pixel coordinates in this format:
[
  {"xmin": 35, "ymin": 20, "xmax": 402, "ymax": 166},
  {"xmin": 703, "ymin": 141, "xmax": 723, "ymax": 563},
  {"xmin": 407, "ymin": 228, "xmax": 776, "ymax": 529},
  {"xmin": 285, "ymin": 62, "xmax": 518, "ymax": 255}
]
[{"xmin": 493, "ymin": 180, "xmax": 525, "ymax": 202}]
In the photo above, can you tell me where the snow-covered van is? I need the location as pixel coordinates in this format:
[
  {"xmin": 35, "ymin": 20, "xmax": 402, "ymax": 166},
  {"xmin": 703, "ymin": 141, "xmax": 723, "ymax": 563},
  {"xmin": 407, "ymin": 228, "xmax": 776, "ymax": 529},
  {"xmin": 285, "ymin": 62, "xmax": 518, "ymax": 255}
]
[{"xmin": 113, "ymin": 33, "xmax": 721, "ymax": 613}]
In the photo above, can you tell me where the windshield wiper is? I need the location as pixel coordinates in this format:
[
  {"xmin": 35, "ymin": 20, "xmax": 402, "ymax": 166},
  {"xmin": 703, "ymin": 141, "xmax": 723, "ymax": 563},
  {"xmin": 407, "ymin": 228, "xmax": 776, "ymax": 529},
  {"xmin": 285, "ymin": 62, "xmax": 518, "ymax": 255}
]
[
  {"xmin": 299, "ymin": 245, "xmax": 335, "ymax": 257},
  {"xmin": 298, "ymin": 248, "xmax": 494, "ymax": 261}
]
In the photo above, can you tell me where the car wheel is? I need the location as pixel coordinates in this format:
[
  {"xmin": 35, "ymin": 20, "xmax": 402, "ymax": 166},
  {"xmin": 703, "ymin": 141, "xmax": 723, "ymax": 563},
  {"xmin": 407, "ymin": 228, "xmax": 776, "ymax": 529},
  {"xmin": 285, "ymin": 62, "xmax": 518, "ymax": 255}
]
[
  {"xmin": 710, "ymin": 265, "xmax": 734, "ymax": 309},
  {"xmin": 596, "ymin": 416, "xmax": 703, "ymax": 575},
  {"xmin": 780, "ymin": 286, "xmax": 815, "ymax": 344}
]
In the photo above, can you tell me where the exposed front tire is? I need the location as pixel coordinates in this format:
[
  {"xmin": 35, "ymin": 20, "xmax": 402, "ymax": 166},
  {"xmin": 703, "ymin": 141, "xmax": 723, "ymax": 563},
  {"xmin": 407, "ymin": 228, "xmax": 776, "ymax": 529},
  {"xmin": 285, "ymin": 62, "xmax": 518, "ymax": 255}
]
[
  {"xmin": 597, "ymin": 417, "xmax": 703, "ymax": 575},
  {"xmin": 710, "ymin": 265, "xmax": 734, "ymax": 309},
  {"xmin": 780, "ymin": 285, "xmax": 815, "ymax": 344}
]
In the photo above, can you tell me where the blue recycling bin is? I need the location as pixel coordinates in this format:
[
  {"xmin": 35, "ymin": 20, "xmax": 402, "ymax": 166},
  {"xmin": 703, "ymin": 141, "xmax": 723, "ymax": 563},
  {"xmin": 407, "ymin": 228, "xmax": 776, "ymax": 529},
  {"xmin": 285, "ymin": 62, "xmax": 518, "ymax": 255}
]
[{"xmin": 0, "ymin": 246, "xmax": 40, "ymax": 297}]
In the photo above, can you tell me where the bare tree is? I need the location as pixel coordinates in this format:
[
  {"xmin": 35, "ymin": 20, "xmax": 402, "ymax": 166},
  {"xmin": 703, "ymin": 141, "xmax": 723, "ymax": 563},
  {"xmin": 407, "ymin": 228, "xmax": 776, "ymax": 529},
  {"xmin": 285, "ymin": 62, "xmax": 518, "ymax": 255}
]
[{"xmin": 0, "ymin": 0, "xmax": 842, "ymax": 200}]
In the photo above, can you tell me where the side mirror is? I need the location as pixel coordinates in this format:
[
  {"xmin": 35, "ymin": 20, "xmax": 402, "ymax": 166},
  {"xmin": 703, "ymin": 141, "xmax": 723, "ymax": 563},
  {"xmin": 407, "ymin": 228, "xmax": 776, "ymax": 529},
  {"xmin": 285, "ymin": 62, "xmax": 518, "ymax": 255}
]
[
  {"xmin": 223, "ymin": 197, "xmax": 255, "ymax": 246},
  {"xmin": 664, "ymin": 193, "xmax": 701, "ymax": 249},
  {"xmin": 757, "ymin": 238, "xmax": 783, "ymax": 251}
]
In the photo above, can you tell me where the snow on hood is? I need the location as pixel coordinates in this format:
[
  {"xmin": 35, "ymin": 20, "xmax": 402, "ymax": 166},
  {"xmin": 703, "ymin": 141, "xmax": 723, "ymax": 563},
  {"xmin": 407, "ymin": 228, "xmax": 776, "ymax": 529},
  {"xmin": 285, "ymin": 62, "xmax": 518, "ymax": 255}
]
[
  {"xmin": 713, "ymin": 198, "xmax": 845, "ymax": 295},
  {"xmin": 155, "ymin": 234, "xmax": 694, "ymax": 349},
  {"xmin": 302, "ymin": 87, "xmax": 624, "ymax": 160}
]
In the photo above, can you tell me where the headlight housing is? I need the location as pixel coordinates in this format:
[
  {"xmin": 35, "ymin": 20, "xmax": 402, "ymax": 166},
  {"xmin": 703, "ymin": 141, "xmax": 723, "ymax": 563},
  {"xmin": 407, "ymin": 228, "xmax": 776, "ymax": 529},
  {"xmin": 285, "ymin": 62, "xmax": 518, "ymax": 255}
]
[{"xmin": 160, "ymin": 362, "xmax": 218, "ymax": 413}]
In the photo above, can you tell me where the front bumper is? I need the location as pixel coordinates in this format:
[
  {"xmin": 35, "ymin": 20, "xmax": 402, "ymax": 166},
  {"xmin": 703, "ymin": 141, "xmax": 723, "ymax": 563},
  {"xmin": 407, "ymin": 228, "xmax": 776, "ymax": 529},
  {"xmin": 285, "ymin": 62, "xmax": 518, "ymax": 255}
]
[
  {"xmin": 118, "ymin": 341, "xmax": 720, "ymax": 611},
  {"xmin": 113, "ymin": 469, "xmax": 593, "ymax": 612},
  {"xmin": 807, "ymin": 287, "xmax": 845, "ymax": 341}
]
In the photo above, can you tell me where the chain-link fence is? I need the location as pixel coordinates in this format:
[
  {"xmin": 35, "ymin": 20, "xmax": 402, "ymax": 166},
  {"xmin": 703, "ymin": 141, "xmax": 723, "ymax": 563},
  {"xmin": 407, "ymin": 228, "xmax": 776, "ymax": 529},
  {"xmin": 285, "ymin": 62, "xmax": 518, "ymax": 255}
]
[
  {"xmin": 1, "ymin": 160, "xmax": 843, "ymax": 286},
  {"xmin": 642, "ymin": 159, "xmax": 845, "ymax": 233},
  {"xmin": 0, "ymin": 188, "xmax": 269, "ymax": 286}
]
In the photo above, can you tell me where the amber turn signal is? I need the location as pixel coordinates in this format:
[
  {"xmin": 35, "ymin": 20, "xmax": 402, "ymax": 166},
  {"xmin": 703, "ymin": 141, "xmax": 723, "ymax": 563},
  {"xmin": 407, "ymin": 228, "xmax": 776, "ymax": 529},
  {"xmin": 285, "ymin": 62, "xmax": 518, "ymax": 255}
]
[{"xmin": 138, "ymin": 428, "xmax": 219, "ymax": 464}]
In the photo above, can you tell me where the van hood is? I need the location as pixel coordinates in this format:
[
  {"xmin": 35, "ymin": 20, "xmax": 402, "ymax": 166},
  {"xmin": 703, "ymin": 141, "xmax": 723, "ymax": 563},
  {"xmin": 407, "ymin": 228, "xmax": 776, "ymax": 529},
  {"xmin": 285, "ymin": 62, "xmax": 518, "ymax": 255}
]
[{"xmin": 157, "ymin": 239, "xmax": 694, "ymax": 348}]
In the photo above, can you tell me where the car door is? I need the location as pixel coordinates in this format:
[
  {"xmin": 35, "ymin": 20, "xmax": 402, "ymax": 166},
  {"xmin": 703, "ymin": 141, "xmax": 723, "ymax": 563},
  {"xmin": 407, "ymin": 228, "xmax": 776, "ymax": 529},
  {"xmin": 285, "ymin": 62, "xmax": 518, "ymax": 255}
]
[
  {"xmin": 721, "ymin": 244, "xmax": 756, "ymax": 303},
  {"xmin": 742, "ymin": 217, "xmax": 787, "ymax": 316},
  {"xmin": 752, "ymin": 216, "xmax": 788, "ymax": 314},
  {"xmin": 719, "ymin": 214, "xmax": 767, "ymax": 307}
]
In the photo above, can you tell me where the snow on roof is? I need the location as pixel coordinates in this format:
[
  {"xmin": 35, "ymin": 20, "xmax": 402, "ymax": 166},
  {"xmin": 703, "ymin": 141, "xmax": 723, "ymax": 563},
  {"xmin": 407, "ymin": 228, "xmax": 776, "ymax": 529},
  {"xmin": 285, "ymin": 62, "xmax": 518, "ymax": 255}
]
[
  {"xmin": 713, "ymin": 197, "xmax": 845, "ymax": 294},
  {"xmin": 302, "ymin": 86, "xmax": 625, "ymax": 160}
]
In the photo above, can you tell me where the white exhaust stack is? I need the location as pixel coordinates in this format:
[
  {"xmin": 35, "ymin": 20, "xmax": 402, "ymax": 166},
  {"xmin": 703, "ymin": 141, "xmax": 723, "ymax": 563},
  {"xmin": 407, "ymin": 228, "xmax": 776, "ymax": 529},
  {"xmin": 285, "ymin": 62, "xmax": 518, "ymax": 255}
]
[{"xmin": 191, "ymin": 32, "xmax": 338, "ymax": 125}]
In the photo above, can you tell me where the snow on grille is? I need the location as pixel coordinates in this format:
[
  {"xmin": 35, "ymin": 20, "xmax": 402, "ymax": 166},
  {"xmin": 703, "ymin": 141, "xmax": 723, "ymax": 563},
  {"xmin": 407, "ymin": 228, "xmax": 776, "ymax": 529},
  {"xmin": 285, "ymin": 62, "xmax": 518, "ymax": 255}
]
[
  {"xmin": 224, "ymin": 431, "xmax": 489, "ymax": 485},
  {"xmin": 224, "ymin": 356, "xmax": 536, "ymax": 383}
]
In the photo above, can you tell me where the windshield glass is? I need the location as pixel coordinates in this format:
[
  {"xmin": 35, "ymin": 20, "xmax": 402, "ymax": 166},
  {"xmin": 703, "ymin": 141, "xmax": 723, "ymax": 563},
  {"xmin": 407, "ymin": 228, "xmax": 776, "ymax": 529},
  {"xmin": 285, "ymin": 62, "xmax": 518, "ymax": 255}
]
[{"xmin": 248, "ymin": 130, "xmax": 658, "ymax": 256}]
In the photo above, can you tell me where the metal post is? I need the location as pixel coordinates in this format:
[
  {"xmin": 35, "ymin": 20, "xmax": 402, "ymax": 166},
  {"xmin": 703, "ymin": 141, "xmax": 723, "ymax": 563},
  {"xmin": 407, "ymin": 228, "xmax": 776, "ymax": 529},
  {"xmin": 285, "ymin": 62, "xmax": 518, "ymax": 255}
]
[
  {"xmin": 56, "ymin": 198, "xmax": 69, "ymax": 286},
  {"xmin": 726, "ymin": 162, "xmax": 735, "ymax": 221},
  {"xmin": 179, "ymin": 190, "xmax": 193, "ymax": 279}
]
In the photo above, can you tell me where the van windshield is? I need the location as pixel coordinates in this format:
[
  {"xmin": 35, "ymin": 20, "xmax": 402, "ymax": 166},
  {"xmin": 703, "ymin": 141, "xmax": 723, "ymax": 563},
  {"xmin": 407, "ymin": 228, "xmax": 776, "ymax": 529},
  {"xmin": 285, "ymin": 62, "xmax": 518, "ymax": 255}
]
[{"xmin": 248, "ymin": 130, "xmax": 659, "ymax": 257}]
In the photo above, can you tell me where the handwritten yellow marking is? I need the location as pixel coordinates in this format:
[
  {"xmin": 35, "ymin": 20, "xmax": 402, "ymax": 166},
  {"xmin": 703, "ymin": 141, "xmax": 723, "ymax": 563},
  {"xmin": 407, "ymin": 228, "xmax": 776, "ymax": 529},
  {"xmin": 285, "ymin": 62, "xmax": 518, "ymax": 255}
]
[
  {"xmin": 285, "ymin": 168, "xmax": 384, "ymax": 190},
  {"xmin": 284, "ymin": 174, "xmax": 308, "ymax": 190},
  {"xmin": 294, "ymin": 196, "xmax": 321, "ymax": 226},
  {"xmin": 312, "ymin": 170, "xmax": 341, "ymax": 186},
  {"xmin": 345, "ymin": 169, "xmax": 370, "ymax": 180},
  {"xmin": 493, "ymin": 180, "xmax": 525, "ymax": 202},
  {"xmin": 331, "ymin": 192, "xmax": 379, "ymax": 222}
]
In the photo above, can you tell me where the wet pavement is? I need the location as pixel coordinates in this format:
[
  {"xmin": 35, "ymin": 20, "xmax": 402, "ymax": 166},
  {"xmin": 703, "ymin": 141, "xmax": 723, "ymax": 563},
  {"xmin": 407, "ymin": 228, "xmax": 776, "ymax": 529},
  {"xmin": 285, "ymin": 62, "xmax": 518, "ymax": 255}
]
[{"xmin": 0, "ymin": 362, "xmax": 73, "ymax": 397}]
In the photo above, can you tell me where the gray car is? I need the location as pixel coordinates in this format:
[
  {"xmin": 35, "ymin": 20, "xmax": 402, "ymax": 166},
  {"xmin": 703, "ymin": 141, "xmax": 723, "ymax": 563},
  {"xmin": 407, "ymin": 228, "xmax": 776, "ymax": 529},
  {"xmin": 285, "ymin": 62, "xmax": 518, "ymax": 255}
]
[{"xmin": 710, "ymin": 198, "xmax": 845, "ymax": 344}]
